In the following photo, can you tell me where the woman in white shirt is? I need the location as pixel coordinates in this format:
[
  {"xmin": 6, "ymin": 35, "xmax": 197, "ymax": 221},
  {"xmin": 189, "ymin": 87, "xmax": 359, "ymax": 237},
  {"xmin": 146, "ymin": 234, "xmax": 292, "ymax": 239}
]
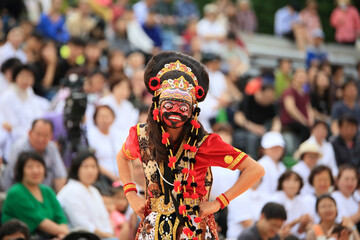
[
  {"xmin": 87, "ymin": 105, "xmax": 122, "ymax": 182},
  {"xmin": 331, "ymin": 165, "xmax": 360, "ymax": 225},
  {"xmin": 99, "ymin": 76, "xmax": 139, "ymax": 144},
  {"xmin": 270, "ymin": 170, "xmax": 314, "ymax": 238},
  {"xmin": 57, "ymin": 150, "xmax": 114, "ymax": 238}
]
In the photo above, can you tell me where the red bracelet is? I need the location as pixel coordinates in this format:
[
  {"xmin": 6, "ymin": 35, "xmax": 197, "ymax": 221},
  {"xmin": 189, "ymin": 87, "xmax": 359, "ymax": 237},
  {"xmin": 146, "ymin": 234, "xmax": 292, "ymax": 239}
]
[
  {"xmin": 124, "ymin": 183, "xmax": 138, "ymax": 195},
  {"xmin": 216, "ymin": 193, "xmax": 230, "ymax": 209}
]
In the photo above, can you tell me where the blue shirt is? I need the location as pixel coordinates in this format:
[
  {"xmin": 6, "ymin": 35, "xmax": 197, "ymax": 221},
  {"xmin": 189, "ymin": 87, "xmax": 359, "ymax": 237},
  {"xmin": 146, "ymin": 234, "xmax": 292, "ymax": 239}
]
[
  {"xmin": 36, "ymin": 14, "xmax": 69, "ymax": 43},
  {"xmin": 306, "ymin": 45, "xmax": 328, "ymax": 69},
  {"xmin": 274, "ymin": 6, "xmax": 300, "ymax": 36},
  {"xmin": 331, "ymin": 100, "xmax": 360, "ymax": 123}
]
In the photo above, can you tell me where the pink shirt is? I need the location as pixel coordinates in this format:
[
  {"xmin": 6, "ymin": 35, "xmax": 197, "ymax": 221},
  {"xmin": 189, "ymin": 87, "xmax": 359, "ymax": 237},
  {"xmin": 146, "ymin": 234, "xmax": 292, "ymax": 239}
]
[
  {"xmin": 300, "ymin": 9, "xmax": 322, "ymax": 42},
  {"xmin": 330, "ymin": 6, "xmax": 360, "ymax": 43},
  {"xmin": 110, "ymin": 211, "xmax": 127, "ymax": 237}
]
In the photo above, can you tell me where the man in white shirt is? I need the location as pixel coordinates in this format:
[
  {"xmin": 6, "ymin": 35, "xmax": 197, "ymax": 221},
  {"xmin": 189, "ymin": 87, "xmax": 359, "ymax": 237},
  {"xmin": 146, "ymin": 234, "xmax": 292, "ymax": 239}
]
[
  {"xmin": 257, "ymin": 132, "xmax": 286, "ymax": 194},
  {"xmin": 0, "ymin": 27, "xmax": 27, "ymax": 68}
]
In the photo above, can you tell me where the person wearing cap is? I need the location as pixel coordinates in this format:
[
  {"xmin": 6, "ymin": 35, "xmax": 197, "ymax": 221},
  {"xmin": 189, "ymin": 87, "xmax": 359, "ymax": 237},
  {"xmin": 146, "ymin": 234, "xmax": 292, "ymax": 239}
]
[
  {"xmin": 292, "ymin": 141, "xmax": 322, "ymax": 195},
  {"xmin": 305, "ymin": 29, "xmax": 328, "ymax": 69},
  {"xmin": 257, "ymin": 132, "xmax": 286, "ymax": 194}
]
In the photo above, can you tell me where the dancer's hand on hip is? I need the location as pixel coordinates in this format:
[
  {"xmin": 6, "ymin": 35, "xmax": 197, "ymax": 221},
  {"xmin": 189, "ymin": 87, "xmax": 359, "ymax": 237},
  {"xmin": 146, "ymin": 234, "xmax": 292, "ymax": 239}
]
[
  {"xmin": 199, "ymin": 200, "xmax": 221, "ymax": 218},
  {"xmin": 126, "ymin": 191, "xmax": 147, "ymax": 219}
]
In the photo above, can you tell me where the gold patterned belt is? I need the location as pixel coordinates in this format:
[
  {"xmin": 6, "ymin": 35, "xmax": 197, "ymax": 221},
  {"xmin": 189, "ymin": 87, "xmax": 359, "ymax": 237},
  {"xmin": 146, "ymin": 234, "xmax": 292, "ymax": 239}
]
[{"xmin": 150, "ymin": 195, "xmax": 200, "ymax": 215}]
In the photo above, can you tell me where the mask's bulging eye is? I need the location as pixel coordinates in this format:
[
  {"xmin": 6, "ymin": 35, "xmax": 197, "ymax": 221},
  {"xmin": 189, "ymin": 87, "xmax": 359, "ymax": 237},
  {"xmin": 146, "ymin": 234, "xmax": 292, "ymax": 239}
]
[
  {"xmin": 180, "ymin": 105, "xmax": 188, "ymax": 112},
  {"xmin": 164, "ymin": 102, "xmax": 173, "ymax": 110}
]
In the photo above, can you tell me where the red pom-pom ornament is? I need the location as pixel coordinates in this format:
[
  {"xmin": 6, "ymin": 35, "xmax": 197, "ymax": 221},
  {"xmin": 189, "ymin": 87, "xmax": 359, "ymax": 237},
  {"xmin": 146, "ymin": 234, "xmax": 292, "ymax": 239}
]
[
  {"xmin": 195, "ymin": 85, "xmax": 205, "ymax": 100},
  {"xmin": 149, "ymin": 77, "xmax": 161, "ymax": 91},
  {"xmin": 169, "ymin": 156, "xmax": 177, "ymax": 163},
  {"xmin": 190, "ymin": 146, "xmax": 197, "ymax": 152},
  {"xmin": 191, "ymin": 193, "xmax": 199, "ymax": 199},
  {"xmin": 194, "ymin": 217, "xmax": 202, "ymax": 223},
  {"xmin": 182, "ymin": 168, "xmax": 189, "ymax": 174},
  {"xmin": 183, "ymin": 144, "xmax": 190, "ymax": 150},
  {"xmin": 183, "ymin": 192, "xmax": 190, "ymax": 198}
]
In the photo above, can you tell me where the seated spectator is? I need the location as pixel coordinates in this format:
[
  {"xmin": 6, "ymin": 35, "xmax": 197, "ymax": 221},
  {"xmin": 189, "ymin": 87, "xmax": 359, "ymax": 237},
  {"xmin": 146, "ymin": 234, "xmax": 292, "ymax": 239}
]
[
  {"xmin": 306, "ymin": 121, "xmax": 338, "ymax": 176},
  {"xmin": 304, "ymin": 165, "xmax": 335, "ymax": 222},
  {"xmin": 237, "ymin": 202, "xmax": 287, "ymax": 240},
  {"xmin": 275, "ymin": 58, "xmax": 293, "ymax": 99},
  {"xmin": 57, "ymin": 150, "xmax": 114, "ymax": 238},
  {"xmin": 54, "ymin": 37, "xmax": 86, "ymax": 87},
  {"xmin": 66, "ymin": 0, "xmax": 97, "ymax": 39},
  {"xmin": 228, "ymin": 178, "xmax": 269, "ymax": 239},
  {"xmin": 234, "ymin": 0, "xmax": 257, "ymax": 34},
  {"xmin": 280, "ymin": 68, "xmax": 314, "ymax": 152},
  {"xmin": 306, "ymin": 195, "xmax": 355, "ymax": 239},
  {"xmin": 330, "ymin": 223, "xmax": 360, "ymax": 240},
  {"xmin": 274, "ymin": 2, "xmax": 307, "ymax": 51},
  {"xmin": 124, "ymin": 51, "xmax": 145, "ymax": 79},
  {"xmin": 174, "ymin": 0, "xmax": 200, "ymax": 33},
  {"xmin": 299, "ymin": 0, "xmax": 323, "ymax": 44},
  {"xmin": 0, "ymin": 27, "xmax": 27, "ymax": 68},
  {"xmin": 196, "ymin": 3, "xmax": 226, "ymax": 54},
  {"xmin": 1, "ymin": 151, "xmax": 68, "ymax": 238},
  {"xmin": 107, "ymin": 50, "xmax": 125, "ymax": 78},
  {"xmin": 233, "ymin": 82, "xmax": 280, "ymax": 158},
  {"xmin": 305, "ymin": 30, "xmax": 328, "ymax": 69},
  {"xmin": 332, "ymin": 165, "xmax": 360, "ymax": 225},
  {"xmin": 331, "ymin": 79, "xmax": 360, "ymax": 136},
  {"xmin": 1, "ymin": 119, "xmax": 67, "ymax": 192},
  {"xmin": 108, "ymin": 17, "xmax": 133, "ymax": 55},
  {"xmin": 330, "ymin": 0, "xmax": 360, "ymax": 45},
  {"xmin": 257, "ymin": 132, "xmax": 286, "ymax": 194},
  {"xmin": 23, "ymin": 33, "xmax": 43, "ymax": 65},
  {"xmin": 332, "ymin": 65, "xmax": 345, "ymax": 101},
  {"xmin": 331, "ymin": 115, "xmax": 360, "ymax": 169},
  {"xmin": 35, "ymin": 0, "xmax": 69, "ymax": 43},
  {"xmin": 0, "ymin": 219, "xmax": 31, "ymax": 240},
  {"xmin": 0, "ymin": 58, "xmax": 22, "ymax": 95},
  {"xmin": 310, "ymin": 71, "xmax": 333, "ymax": 123},
  {"xmin": 270, "ymin": 171, "xmax": 313, "ymax": 238},
  {"xmin": 87, "ymin": 105, "xmax": 122, "ymax": 182},
  {"xmin": 0, "ymin": 64, "xmax": 50, "ymax": 152},
  {"xmin": 142, "ymin": 11, "xmax": 163, "ymax": 51},
  {"xmin": 292, "ymin": 141, "xmax": 322, "ymax": 195},
  {"xmin": 99, "ymin": 76, "xmax": 139, "ymax": 144}
]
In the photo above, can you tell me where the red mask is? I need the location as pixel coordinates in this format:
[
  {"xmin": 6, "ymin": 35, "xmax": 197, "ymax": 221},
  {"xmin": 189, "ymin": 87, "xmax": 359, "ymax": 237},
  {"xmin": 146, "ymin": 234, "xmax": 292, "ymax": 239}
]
[{"xmin": 159, "ymin": 100, "xmax": 191, "ymax": 128}]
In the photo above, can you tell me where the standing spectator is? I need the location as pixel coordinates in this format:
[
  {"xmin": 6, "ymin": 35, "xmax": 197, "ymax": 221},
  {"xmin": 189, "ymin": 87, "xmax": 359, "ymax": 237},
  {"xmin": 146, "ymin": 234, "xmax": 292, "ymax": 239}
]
[
  {"xmin": 330, "ymin": 0, "xmax": 360, "ymax": 45},
  {"xmin": 87, "ymin": 105, "xmax": 122, "ymax": 182},
  {"xmin": 331, "ymin": 79, "xmax": 360, "ymax": 136},
  {"xmin": 299, "ymin": 0, "xmax": 323, "ymax": 44},
  {"xmin": 1, "ymin": 151, "xmax": 68, "ymax": 237},
  {"xmin": 310, "ymin": 71, "xmax": 333, "ymax": 123},
  {"xmin": 280, "ymin": 68, "xmax": 314, "ymax": 150},
  {"xmin": 57, "ymin": 150, "xmax": 114, "ymax": 238},
  {"xmin": 0, "ymin": 65, "xmax": 50, "ymax": 146},
  {"xmin": 331, "ymin": 115, "xmax": 360, "ymax": 169},
  {"xmin": 257, "ymin": 132, "xmax": 286, "ymax": 194},
  {"xmin": 156, "ymin": 0, "xmax": 177, "ymax": 51},
  {"xmin": 174, "ymin": 0, "xmax": 200, "ymax": 32},
  {"xmin": 274, "ymin": 58, "xmax": 293, "ymax": 99},
  {"xmin": 306, "ymin": 121, "xmax": 338, "ymax": 176},
  {"xmin": 305, "ymin": 30, "xmax": 328, "ymax": 69},
  {"xmin": 233, "ymin": 82, "xmax": 280, "ymax": 158},
  {"xmin": 0, "ymin": 27, "xmax": 27, "ymax": 68},
  {"xmin": 274, "ymin": 2, "xmax": 308, "ymax": 51},
  {"xmin": 196, "ymin": 3, "xmax": 226, "ymax": 54},
  {"xmin": 142, "ymin": 11, "xmax": 163, "ymax": 51},
  {"xmin": 237, "ymin": 202, "xmax": 287, "ymax": 240},
  {"xmin": 36, "ymin": 0, "xmax": 70, "ymax": 43},
  {"xmin": 234, "ymin": 0, "xmax": 257, "ymax": 34},
  {"xmin": 292, "ymin": 141, "xmax": 322, "ymax": 195},
  {"xmin": 1, "ymin": 119, "xmax": 67, "ymax": 192},
  {"xmin": 0, "ymin": 219, "xmax": 31, "ymax": 240},
  {"xmin": 332, "ymin": 165, "xmax": 360, "ymax": 225}
]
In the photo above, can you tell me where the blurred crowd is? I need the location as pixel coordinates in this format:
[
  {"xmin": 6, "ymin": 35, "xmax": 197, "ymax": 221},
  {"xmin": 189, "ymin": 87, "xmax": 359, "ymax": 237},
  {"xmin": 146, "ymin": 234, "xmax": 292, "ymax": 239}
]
[{"xmin": 0, "ymin": 0, "xmax": 360, "ymax": 239}]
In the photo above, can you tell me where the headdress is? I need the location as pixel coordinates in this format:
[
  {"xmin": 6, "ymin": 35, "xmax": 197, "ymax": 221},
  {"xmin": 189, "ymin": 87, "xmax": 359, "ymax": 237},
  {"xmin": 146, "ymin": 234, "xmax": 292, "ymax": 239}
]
[{"xmin": 145, "ymin": 52, "xmax": 209, "ymax": 240}]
